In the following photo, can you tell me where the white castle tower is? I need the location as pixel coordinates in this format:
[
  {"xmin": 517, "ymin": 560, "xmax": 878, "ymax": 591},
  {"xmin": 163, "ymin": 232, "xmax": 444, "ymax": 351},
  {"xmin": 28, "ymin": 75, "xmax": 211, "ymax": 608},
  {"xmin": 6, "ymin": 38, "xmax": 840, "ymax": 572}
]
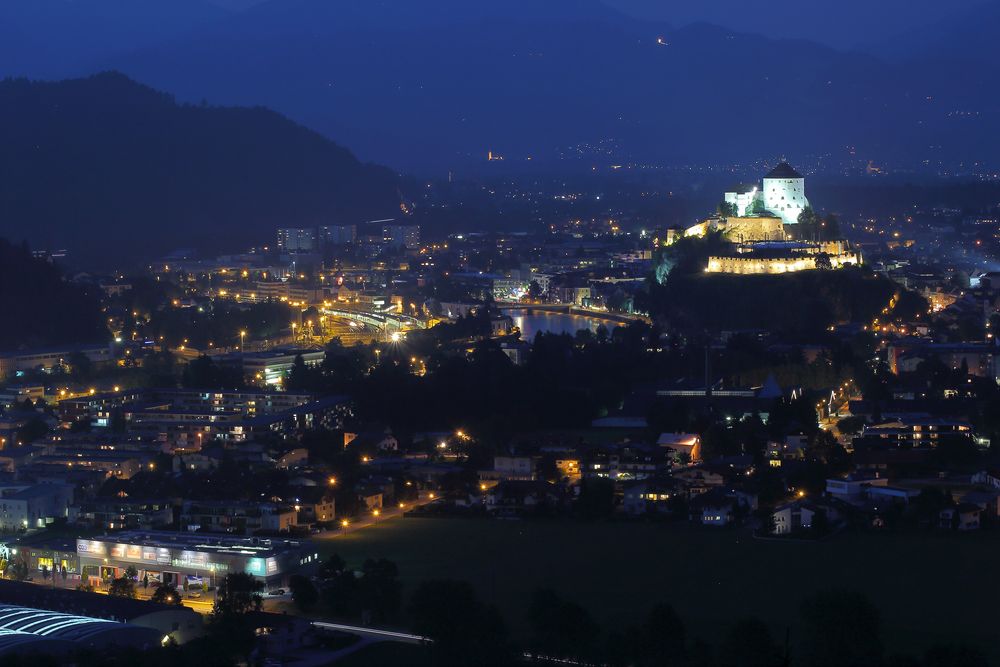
[{"xmin": 762, "ymin": 162, "xmax": 809, "ymax": 226}]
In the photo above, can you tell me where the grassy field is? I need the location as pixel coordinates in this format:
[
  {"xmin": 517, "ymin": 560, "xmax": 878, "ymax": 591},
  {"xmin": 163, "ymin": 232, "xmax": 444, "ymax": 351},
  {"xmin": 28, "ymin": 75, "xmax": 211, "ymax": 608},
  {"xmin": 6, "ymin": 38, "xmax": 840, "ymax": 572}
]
[
  {"xmin": 318, "ymin": 517, "xmax": 999, "ymax": 660},
  {"xmin": 336, "ymin": 643, "xmax": 431, "ymax": 667}
]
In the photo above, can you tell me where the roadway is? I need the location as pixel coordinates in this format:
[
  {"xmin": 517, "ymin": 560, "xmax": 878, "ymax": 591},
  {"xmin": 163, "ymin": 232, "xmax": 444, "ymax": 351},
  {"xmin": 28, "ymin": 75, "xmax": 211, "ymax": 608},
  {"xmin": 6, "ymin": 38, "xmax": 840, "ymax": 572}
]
[{"xmin": 315, "ymin": 492, "xmax": 439, "ymax": 540}]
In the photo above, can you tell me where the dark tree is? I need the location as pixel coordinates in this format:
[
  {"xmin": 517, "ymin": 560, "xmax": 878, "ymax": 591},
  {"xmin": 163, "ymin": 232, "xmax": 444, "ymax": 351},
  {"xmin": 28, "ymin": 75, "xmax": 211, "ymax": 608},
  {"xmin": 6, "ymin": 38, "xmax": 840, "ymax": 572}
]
[
  {"xmin": 289, "ymin": 574, "xmax": 319, "ymax": 612},
  {"xmin": 640, "ymin": 603, "xmax": 687, "ymax": 666},
  {"xmin": 922, "ymin": 644, "xmax": 989, "ymax": 667},
  {"xmin": 108, "ymin": 576, "xmax": 137, "ymax": 599},
  {"xmin": 360, "ymin": 558, "xmax": 402, "ymax": 622},
  {"xmin": 408, "ymin": 579, "xmax": 514, "ymax": 666},
  {"xmin": 212, "ymin": 572, "xmax": 263, "ymax": 620},
  {"xmin": 577, "ymin": 477, "xmax": 616, "ymax": 519},
  {"xmin": 718, "ymin": 617, "xmax": 783, "ymax": 667},
  {"xmin": 528, "ymin": 588, "xmax": 599, "ymax": 661},
  {"xmin": 150, "ymin": 582, "xmax": 183, "ymax": 605},
  {"xmin": 799, "ymin": 589, "xmax": 882, "ymax": 667}
]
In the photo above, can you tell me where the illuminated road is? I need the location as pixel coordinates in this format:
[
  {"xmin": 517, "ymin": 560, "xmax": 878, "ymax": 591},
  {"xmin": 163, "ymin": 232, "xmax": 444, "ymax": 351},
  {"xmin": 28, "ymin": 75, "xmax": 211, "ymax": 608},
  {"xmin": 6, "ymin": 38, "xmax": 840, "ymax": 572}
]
[{"xmin": 316, "ymin": 493, "xmax": 439, "ymax": 539}]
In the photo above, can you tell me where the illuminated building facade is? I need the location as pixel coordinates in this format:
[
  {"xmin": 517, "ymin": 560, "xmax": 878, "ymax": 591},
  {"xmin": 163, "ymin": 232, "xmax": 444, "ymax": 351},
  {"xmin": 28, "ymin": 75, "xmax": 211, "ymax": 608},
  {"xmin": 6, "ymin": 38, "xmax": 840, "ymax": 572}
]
[
  {"xmin": 76, "ymin": 531, "xmax": 310, "ymax": 589},
  {"xmin": 725, "ymin": 162, "xmax": 810, "ymax": 226},
  {"xmin": 276, "ymin": 228, "xmax": 317, "ymax": 252},
  {"xmin": 706, "ymin": 241, "xmax": 861, "ymax": 275}
]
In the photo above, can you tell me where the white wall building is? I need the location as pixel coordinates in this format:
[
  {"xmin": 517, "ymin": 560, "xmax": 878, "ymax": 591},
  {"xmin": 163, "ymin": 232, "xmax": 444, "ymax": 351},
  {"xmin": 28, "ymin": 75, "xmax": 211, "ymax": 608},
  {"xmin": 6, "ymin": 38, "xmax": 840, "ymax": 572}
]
[
  {"xmin": 723, "ymin": 162, "xmax": 810, "ymax": 226},
  {"xmin": 0, "ymin": 483, "xmax": 74, "ymax": 531},
  {"xmin": 762, "ymin": 162, "xmax": 809, "ymax": 226},
  {"xmin": 724, "ymin": 185, "xmax": 759, "ymax": 217}
]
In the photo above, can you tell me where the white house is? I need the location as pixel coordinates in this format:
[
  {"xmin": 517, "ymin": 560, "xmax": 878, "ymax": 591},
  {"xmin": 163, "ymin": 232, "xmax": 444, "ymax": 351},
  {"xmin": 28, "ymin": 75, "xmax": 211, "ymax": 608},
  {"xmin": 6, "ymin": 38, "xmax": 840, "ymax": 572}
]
[
  {"xmin": 0, "ymin": 483, "xmax": 75, "ymax": 531},
  {"xmin": 825, "ymin": 474, "xmax": 888, "ymax": 503},
  {"xmin": 772, "ymin": 499, "xmax": 841, "ymax": 535}
]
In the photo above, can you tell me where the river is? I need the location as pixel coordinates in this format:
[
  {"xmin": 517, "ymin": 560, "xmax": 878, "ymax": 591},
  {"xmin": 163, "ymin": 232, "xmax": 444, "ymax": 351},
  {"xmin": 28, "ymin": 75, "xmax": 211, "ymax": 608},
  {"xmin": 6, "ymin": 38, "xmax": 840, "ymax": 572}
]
[{"xmin": 506, "ymin": 309, "xmax": 621, "ymax": 340}]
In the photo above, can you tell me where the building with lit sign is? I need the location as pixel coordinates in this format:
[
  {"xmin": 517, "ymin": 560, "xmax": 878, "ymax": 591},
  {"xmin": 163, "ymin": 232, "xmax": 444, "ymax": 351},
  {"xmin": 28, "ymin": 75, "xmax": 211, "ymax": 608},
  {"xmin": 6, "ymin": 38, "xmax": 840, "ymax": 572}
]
[{"xmin": 77, "ymin": 531, "xmax": 309, "ymax": 590}]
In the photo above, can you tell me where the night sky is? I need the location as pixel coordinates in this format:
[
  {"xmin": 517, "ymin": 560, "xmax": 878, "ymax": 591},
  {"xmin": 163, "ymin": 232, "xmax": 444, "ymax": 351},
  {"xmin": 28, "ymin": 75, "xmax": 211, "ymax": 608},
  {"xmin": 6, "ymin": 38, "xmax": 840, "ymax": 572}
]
[
  {"xmin": 604, "ymin": 0, "xmax": 986, "ymax": 48},
  {"xmin": 209, "ymin": 0, "xmax": 988, "ymax": 49}
]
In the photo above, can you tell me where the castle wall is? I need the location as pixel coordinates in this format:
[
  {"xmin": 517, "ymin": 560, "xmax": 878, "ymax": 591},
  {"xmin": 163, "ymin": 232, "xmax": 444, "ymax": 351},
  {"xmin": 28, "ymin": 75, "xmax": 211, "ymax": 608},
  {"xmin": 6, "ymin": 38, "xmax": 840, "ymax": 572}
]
[
  {"xmin": 706, "ymin": 251, "xmax": 861, "ymax": 275},
  {"xmin": 720, "ymin": 216, "xmax": 784, "ymax": 242}
]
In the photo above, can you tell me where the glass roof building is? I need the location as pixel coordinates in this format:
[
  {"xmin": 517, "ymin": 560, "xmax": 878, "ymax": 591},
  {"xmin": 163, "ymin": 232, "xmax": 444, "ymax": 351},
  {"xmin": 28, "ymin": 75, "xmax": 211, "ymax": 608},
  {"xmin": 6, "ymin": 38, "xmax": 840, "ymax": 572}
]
[{"xmin": 0, "ymin": 604, "xmax": 159, "ymax": 656}]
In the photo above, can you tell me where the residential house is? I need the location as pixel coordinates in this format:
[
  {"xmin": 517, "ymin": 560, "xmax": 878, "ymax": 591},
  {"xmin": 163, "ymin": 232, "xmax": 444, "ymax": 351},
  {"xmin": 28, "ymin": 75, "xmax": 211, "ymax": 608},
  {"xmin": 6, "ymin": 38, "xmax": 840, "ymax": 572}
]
[
  {"xmin": 772, "ymin": 499, "xmax": 841, "ymax": 535},
  {"xmin": 656, "ymin": 433, "xmax": 701, "ymax": 464},
  {"xmin": 621, "ymin": 479, "xmax": 684, "ymax": 516},
  {"xmin": 939, "ymin": 504, "xmax": 981, "ymax": 531},
  {"xmin": 485, "ymin": 480, "xmax": 560, "ymax": 517}
]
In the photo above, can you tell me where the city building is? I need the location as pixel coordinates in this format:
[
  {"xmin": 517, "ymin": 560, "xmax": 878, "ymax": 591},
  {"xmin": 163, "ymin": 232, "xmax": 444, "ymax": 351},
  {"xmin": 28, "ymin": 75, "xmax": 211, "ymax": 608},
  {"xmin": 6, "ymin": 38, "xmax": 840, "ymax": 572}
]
[
  {"xmin": 0, "ymin": 483, "xmax": 74, "ymax": 531},
  {"xmin": 276, "ymin": 228, "xmax": 318, "ymax": 252},
  {"xmin": 76, "ymin": 531, "xmax": 310, "ymax": 590},
  {"xmin": 178, "ymin": 500, "xmax": 297, "ymax": 535},
  {"xmin": 0, "ymin": 580, "xmax": 203, "ymax": 646},
  {"xmin": 69, "ymin": 498, "xmax": 174, "ymax": 531},
  {"xmin": 382, "ymin": 224, "xmax": 420, "ymax": 251},
  {"xmin": 240, "ymin": 349, "xmax": 326, "ymax": 386},
  {"xmin": 0, "ymin": 344, "xmax": 112, "ymax": 379},
  {"xmin": 319, "ymin": 224, "xmax": 357, "ymax": 246}
]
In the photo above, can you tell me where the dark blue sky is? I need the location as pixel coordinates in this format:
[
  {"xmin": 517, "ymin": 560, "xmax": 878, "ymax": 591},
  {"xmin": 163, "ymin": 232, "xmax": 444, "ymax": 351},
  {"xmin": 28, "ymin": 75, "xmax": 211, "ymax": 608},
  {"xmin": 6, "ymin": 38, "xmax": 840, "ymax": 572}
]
[
  {"xmin": 208, "ymin": 0, "xmax": 987, "ymax": 50},
  {"xmin": 602, "ymin": 0, "xmax": 985, "ymax": 48}
]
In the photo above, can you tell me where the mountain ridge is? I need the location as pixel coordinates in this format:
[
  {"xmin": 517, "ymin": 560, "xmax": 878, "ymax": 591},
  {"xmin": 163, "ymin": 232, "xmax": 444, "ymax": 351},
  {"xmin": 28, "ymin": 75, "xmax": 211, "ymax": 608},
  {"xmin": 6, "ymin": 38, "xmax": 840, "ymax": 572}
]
[
  {"xmin": 0, "ymin": 72, "xmax": 404, "ymax": 266},
  {"xmin": 92, "ymin": 1, "xmax": 1000, "ymax": 172}
]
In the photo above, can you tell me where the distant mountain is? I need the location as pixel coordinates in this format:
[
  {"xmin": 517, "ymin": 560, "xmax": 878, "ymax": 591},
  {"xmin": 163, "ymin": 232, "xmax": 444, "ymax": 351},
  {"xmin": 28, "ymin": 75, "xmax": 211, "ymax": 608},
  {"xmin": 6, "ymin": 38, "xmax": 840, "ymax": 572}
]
[
  {"xmin": 604, "ymin": 0, "xmax": 985, "ymax": 52},
  {"xmin": 874, "ymin": 1, "xmax": 1000, "ymax": 67},
  {"xmin": 0, "ymin": 239, "xmax": 107, "ymax": 351},
  {"xmin": 0, "ymin": 0, "xmax": 230, "ymax": 79},
  {"xmin": 92, "ymin": 0, "xmax": 1000, "ymax": 172},
  {"xmin": 0, "ymin": 73, "xmax": 403, "ymax": 265}
]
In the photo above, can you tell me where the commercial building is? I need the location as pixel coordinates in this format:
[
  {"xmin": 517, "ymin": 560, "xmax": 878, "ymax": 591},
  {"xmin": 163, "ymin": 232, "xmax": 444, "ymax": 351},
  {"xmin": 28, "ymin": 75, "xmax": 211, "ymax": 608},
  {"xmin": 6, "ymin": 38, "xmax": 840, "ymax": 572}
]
[
  {"xmin": 240, "ymin": 349, "xmax": 326, "ymax": 386},
  {"xmin": 276, "ymin": 228, "xmax": 318, "ymax": 252},
  {"xmin": 382, "ymin": 224, "xmax": 420, "ymax": 251},
  {"xmin": 76, "ymin": 531, "xmax": 310, "ymax": 590},
  {"xmin": 0, "ymin": 580, "xmax": 202, "ymax": 646},
  {"xmin": 319, "ymin": 224, "xmax": 357, "ymax": 246},
  {"xmin": 0, "ymin": 344, "xmax": 112, "ymax": 379}
]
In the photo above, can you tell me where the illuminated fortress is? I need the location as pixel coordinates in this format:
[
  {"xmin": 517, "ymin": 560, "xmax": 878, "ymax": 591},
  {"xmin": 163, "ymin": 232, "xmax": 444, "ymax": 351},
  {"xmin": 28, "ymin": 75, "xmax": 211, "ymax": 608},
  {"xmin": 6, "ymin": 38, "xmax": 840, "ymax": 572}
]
[
  {"xmin": 662, "ymin": 162, "xmax": 861, "ymax": 275},
  {"xmin": 725, "ymin": 162, "xmax": 810, "ymax": 226}
]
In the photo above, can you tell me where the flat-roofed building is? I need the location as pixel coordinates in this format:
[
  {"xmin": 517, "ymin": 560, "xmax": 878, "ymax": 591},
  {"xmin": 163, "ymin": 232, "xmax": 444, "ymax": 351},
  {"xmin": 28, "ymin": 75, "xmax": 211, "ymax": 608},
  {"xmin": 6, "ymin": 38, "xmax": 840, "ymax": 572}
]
[
  {"xmin": 277, "ymin": 227, "xmax": 317, "ymax": 252},
  {"xmin": 76, "ymin": 531, "xmax": 311, "ymax": 590}
]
